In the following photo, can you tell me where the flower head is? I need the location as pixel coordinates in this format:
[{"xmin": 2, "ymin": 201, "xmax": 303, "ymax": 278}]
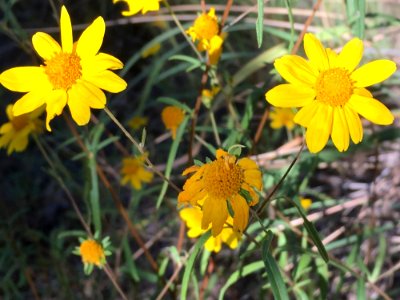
[
  {"xmin": 121, "ymin": 153, "xmax": 153, "ymax": 190},
  {"xmin": 0, "ymin": 6, "xmax": 127, "ymax": 131},
  {"xmin": 128, "ymin": 116, "xmax": 148, "ymax": 130},
  {"xmin": 180, "ymin": 206, "xmax": 240, "ymax": 253},
  {"xmin": 113, "ymin": 0, "xmax": 160, "ymax": 16},
  {"xmin": 178, "ymin": 149, "xmax": 263, "ymax": 236},
  {"xmin": 202, "ymin": 86, "xmax": 220, "ymax": 108},
  {"xmin": 0, "ymin": 104, "xmax": 44, "ymax": 155},
  {"xmin": 269, "ymin": 108, "xmax": 296, "ymax": 130},
  {"xmin": 187, "ymin": 7, "xmax": 224, "ymax": 64},
  {"xmin": 141, "ymin": 43, "xmax": 161, "ymax": 58},
  {"xmin": 161, "ymin": 106, "xmax": 185, "ymax": 139},
  {"xmin": 265, "ymin": 33, "xmax": 396, "ymax": 153},
  {"xmin": 300, "ymin": 197, "xmax": 312, "ymax": 211}
]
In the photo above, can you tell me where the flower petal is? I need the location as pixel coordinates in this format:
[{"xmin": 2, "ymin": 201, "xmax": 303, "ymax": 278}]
[
  {"xmin": 305, "ymin": 103, "xmax": 333, "ymax": 153},
  {"xmin": 266, "ymin": 84, "xmax": 315, "ymax": 108},
  {"xmin": 347, "ymin": 94, "xmax": 394, "ymax": 125},
  {"xmin": 303, "ymin": 33, "xmax": 329, "ymax": 71},
  {"xmin": 68, "ymin": 95, "xmax": 91, "ymax": 126},
  {"xmin": 331, "ymin": 107, "xmax": 350, "ymax": 152},
  {"xmin": 13, "ymin": 90, "xmax": 48, "ymax": 116},
  {"xmin": 60, "ymin": 6, "xmax": 73, "ymax": 53},
  {"xmin": 336, "ymin": 38, "xmax": 363, "ymax": 72},
  {"xmin": 81, "ymin": 53, "xmax": 123, "ymax": 77},
  {"xmin": 294, "ymin": 102, "xmax": 318, "ymax": 127},
  {"xmin": 72, "ymin": 81, "xmax": 106, "ymax": 109},
  {"xmin": 0, "ymin": 67, "xmax": 51, "ymax": 92},
  {"xmin": 351, "ymin": 60, "xmax": 396, "ymax": 87},
  {"xmin": 230, "ymin": 195, "xmax": 249, "ymax": 234},
  {"xmin": 84, "ymin": 70, "xmax": 127, "ymax": 93},
  {"xmin": 202, "ymin": 197, "xmax": 228, "ymax": 237},
  {"xmin": 343, "ymin": 104, "xmax": 363, "ymax": 144},
  {"xmin": 45, "ymin": 90, "xmax": 67, "ymax": 131},
  {"xmin": 76, "ymin": 16, "xmax": 105, "ymax": 59},
  {"xmin": 32, "ymin": 32, "xmax": 61, "ymax": 61},
  {"xmin": 274, "ymin": 55, "xmax": 317, "ymax": 86},
  {"xmin": 238, "ymin": 157, "xmax": 258, "ymax": 170}
]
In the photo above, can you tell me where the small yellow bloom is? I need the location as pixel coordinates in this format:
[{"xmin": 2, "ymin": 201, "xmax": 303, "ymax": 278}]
[
  {"xmin": 121, "ymin": 153, "xmax": 153, "ymax": 190},
  {"xmin": 79, "ymin": 239, "xmax": 106, "ymax": 267},
  {"xmin": 0, "ymin": 6, "xmax": 127, "ymax": 131},
  {"xmin": 128, "ymin": 116, "xmax": 148, "ymax": 130},
  {"xmin": 0, "ymin": 104, "xmax": 44, "ymax": 155},
  {"xmin": 269, "ymin": 108, "xmax": 296, "ymax": 130},
  {"xmin": 300, "ymin": 198, "xmax": 312, "ymax": 211},
  {"xmin": 113, "ymin": 0, "xmax": 160, "ymax": 16},
  {"xmin": 141, "ymin": 43, "xmax": 161, "ymax": 58},
  {"xmin": 178, "ymin": 149, "xmax": 263, "ymax": 237},
  {"xmin": 180, "ymin": 206, "xmax": 240, "ymax": 253},
  {"xmin": 265, "ymin": 33, "xmax": 396, "ymax": 153},
  {"xmin": 202, "ymin": 86, "xmax": 220, "ymax": 108},
  {"xmin": 187, "ymin": 7, "xmax": 224, "ymax": 65},
  {"xmin": 161, "ymin": 106, "xmax": 185, "ymax": 139}
]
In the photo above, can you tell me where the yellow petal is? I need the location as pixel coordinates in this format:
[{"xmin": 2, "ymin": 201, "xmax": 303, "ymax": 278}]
[
  {"xmin": 293, "ymin": 102, "xmax": 318, "ymax": 127},
  {"xmin": 336, "ymin": 38, "xmax": 363, "ymax": 72},
  {"xmin": 84, "ymin": 70, "xmax": 127, "ymax": 93},
  {"xmin": 81, "ymin": 53, "xmax": 124, "ymax": 76},
  {"xmin": 72, "ymin": 81, "xmax": 106, "ymax": 109},
  {"xmin": 354, "ymin": 87, "xmax": 373, "ymax": 98},
  {"xmin": 244, "ymin": 169, "xmax": 262, "ymax": 190},
  {"xmin": 202, "ymin": 197, "xmax": 228, "ymax": 237},
  {"xmin": 205, "ymin": 236, "xmax": 221, "ymax": 252},
  {"xmin": 142, "ymin": 0, "xmax": 160, "ymax": 14},
  {"xmin": 76, "ymin": 16, "xmax": 105, "ymax": 59},
  {"xmin": 326, "ymin": 48, "xmax": 338, "ymax": 68},
  {"xmin": 60, "ymin": 6, "xmax": 73, "ymax": 53},
  {"xmin": 305, "ymin": 103, "xmax": 333, "ymax": 153},
  {"xmin": 303, "ymin": 33, "xmax": 329, "ymax": 71},
  {"xmin": 237, "ymin": 157, "xmax": 258, "ymax": 170},
  {"xmin": 13, "ymin": 90, "xmax": 48, "ymax": 116},
  {"xmin": 0, "ymin": 67, "xmax": 50, "ymax": 92},
  {"xmin": 351, "ymin": 60, "xmax": 396, "ymax": 87},
  {"xmin": 230, "ymin": 195, "xmax": 249, "ymax": 234},
  {"xmin": 67, "ymin": 95, "xmax": 91, "ymax": 126},
  {"xmin": 347, "ymin": 94, "xmax": 394, "ymax": 125},
  {"xmin": 274, "ymin": 55, "xmax": 317, "ymax": 86},
  {"xmin": 343, "ymin": 104, "xmax": 363, "ymax": 144},
  {"xmin": 32, "ymin": 33, "xmax": 61, "ymax": 61},
  {"xmin": 216, "ymin": 149, "xmax": 229, "ymax": 159},
  {"xmin": 45, "ymin": 90, "xmax": 67, "ymax": 131},
  {"xmin": 331, "ymin": 107, "xmax": 350, "ymax": 152},
  {"xmin": 266, "ymin": 84, "xmax": 315, "ymax": 108}
]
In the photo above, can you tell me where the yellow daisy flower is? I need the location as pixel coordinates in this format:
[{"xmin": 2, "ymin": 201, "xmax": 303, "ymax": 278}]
[
  {"xmin": 161, "ymin": 106, "xmax": 185, "ymax": 139},
  {"xmin": 128, "ymin": 115, "xmax": 148, "ymax": 130},
  {"xmin": 0, "ymin": 104, "xmax": 44, "ymax": 155},
  {"xmin": 269, "ymin": 108, "xmax": 296, "ymax": 130},
  {"xmin": 300, "ymin": 197, "xmax": 312, "ymax": 211},
  {"xmin": 180, "ymin": 206, "xmax": 240, "ymax": 253},
  {"xmin": 79, "ymin": 239, "xmax": 106, "ymax": 267},
  {"xmin": 113, "ymin": 0, "xmax": 160, "ymax": 16},
  {"xmin": 265, "ymin": 33, "xmax": 396, "ymax": 153},
  {"xmin": 178, "ymin": 149, "xmax": 263, "ymax": 237},
  {"xmin": 187, "ymin": 7, "xmax": 224, "ymax": 64},
  {"xmin": 121, "ymin": 153, "xmax": 153, "ymax": 190},
  {"xmin": 0, "ymin": 6, "xmax": 127, "ymax": 131}
]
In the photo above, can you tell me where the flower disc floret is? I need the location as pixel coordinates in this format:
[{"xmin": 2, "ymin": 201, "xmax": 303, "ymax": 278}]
[
  {"xmin": 79, "ymin": 239, "xmax": 105, "ymax": 266},
  {"xmin": 44, "ymin": 52, "xmax": 81, "ymax": 90},
  {"xmin": 316, "ymin": 68, "xmax": 353, "ymax": 106}
]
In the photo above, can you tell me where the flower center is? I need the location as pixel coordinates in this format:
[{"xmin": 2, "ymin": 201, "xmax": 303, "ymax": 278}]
[
  {"xmin": 193, "ymin": 14, "xmax": 219, "ymax": 40},
  {"xmin": 203, "ymin": 158, "xmax": 243, "ymax": 199},
  {"xmin": 11, "ymin": 114, "xmax": 29, "ymax": 131},
  {"xmin": 315, "ymin": 68, "xmax": 353, "ymax": 106},
  {"xmin": 44, "ymin": 52, "xmax": 82, "ymax": 90},
  {"xmin": 79, "ymin": 240, "xmax": 104, "ymax": 266}
]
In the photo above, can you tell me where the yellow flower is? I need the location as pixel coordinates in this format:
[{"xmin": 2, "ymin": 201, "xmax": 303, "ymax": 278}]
[
  {"xmin": 141, "ymin": 43, "xmax": 161, "ymax": 58},
  {"xmin": 0, "ymin": 6, "xmax": 127, "ymax": 131},
  {"xmin": 269, "ymin": 108, "xmax": 296, "ymax": 130},
  {"xmin": 128, "ymin": 116, "xmax": 148, "ymax": 130},
  {"xmin": 161, "ymin": 106, "xmax": 185, "ymax": 139},
  {"xmin": 121, "ymin": 153, "xmax": 153, "ymax": 190},
  {"xmin": 0, "ymin": 104, "xmax": 44, "ymax": 155},
  {"xmin": 201, "ymin": 86, "xmax": 220, "ymax": 108},
  {"xmin": 79, "ymin": 239, "xmax": 106, "ymax": 267},
  {"xmin": 178, "ymin": 149, "xmax": 263, "ymax": 236},
  {"xmin": 180, "ymin": 206, "xmax": 240, "ymax": 253},
  {"xmin": 265, "ymin": 33, "xmax": 396, "ymax": 153},
  {"xmin": 300, "ymin": 197, "xmax": 312, "ymax": 211},
  {"xmin": 113, "ymin": 0, "xmax": 160, "ymax": 16},
  {"xmin": 187, "ymin": 7, "xmax": 224, "ymax": 61}
]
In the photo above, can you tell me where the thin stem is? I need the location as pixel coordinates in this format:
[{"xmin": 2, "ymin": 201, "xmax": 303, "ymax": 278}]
[
  {"xmin": 104, "ymin": 106, "xmax": 181, "ymax": 192},
  {"xmin": 104, "ymin": 265, "xmax": 129, "ymax": 300},
  {"xmin": 209, "ymin": 110, "xmax": 221, "ymax": 146}
]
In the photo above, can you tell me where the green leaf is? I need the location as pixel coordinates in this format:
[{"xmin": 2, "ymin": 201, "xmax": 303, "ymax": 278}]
[
  {"xmin": 180, "ymin": 231, "xmax": 211, "ymax": 300},
  {"xmin": 256, "ymin": 0, "xmax": 264, "ymax": 48},
  {"xmin": 261, "ymin": 231, "xmax": 290, "ymax": 300},
  {"xmin": 292, "ymin": 198, "xmax": 329, "ymax": 263},
  {"xmin": 370, "ymin": 234, "xmax": 386, "ymax": 282}
]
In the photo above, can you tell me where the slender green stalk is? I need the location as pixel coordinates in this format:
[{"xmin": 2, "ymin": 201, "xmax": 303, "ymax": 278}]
[{"xmin": 209, "ymin": 110, "xmax": 221, "ymax": 146}]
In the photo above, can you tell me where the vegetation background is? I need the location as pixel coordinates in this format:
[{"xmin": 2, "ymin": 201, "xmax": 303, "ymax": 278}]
[{"xmin": 0, "ymin": 0, "xmax": 399, "ymax": 299}]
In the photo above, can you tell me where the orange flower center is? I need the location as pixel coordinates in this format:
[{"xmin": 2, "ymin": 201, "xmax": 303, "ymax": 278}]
[
  {"xmin": 11, "ymin": 114, "xmax": 29, "ymax": 131},
  {"xmin": 44, "ymin": 52, "xmax": 82, "ymax": 90},
  {"xmin": 193, "ymin": 13, "xmax": 219, "ymax": 40},
  {"xmin": 203, "ymin": 157, "xmax": 243, "ymax": 199},
  {"xmin": 315, "ymin": 68, "xmax": 353, "ymax": 106},
  {"xmin": 79, "ymin": 240, "xmax": 105, "ymax": 266}
]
